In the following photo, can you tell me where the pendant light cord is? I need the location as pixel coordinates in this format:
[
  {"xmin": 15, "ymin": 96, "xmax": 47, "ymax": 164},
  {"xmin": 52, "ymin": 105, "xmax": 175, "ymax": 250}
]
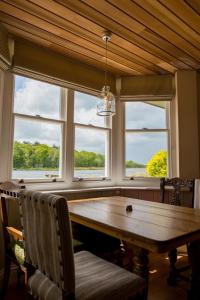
[{"xmin": 104, "ymin": 37, "xmax": 108, "ymax": 87}]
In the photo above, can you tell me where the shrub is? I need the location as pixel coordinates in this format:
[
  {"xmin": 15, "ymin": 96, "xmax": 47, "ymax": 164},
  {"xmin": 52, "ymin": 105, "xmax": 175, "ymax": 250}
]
[{"xmin": 146, "ymin": 150, "xmax": 167, "ymax": 177}]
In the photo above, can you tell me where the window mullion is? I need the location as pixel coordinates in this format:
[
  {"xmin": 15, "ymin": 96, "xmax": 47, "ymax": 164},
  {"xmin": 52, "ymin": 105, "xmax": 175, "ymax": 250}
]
[{"xmin": 65, "ymin": 89, "xmax": 74, "ymax": 183}]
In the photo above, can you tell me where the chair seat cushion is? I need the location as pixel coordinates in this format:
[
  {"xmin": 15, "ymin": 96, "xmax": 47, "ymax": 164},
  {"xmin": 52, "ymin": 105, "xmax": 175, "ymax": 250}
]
[
  {"xmin": 28, "ymin": 251, "xmax": 146, "ymax": 300},
  {"xmin": 75, "ymin": 251, "xmax": 146, "ymax": 300},
  {"xmin": 11, "ymin": 240, "xmax": 25, "ymax": 266},
  {"xmin": 28, "ymin": 270, "xmax": 62, "ymax": 300}
]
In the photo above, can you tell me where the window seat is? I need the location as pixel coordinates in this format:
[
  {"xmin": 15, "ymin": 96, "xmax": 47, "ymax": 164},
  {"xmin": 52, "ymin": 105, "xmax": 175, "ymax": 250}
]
[{"xmin": 44, "ymin": 186, "xmax": 193, "ymax": 208}]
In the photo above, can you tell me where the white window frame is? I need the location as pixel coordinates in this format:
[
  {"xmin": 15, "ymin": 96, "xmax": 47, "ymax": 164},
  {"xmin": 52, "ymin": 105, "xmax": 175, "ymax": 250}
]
[
  {"xmin": 1, "ymin": 69, "xmax": 174, "ymax": 190},
  {"xmin": 1, "ymin": 71, "xmax": 116, "ymax": 189},
  {"xmin": 10, "ymin": 74, "xmax": 67, "ymax": 183},
  {"xmin": 118, "ymin": 97, "xmax": 171, "ymax": 186},
  {"xmin": 71, "ymin": 89, "xmax": 112, "ymax": 182}
]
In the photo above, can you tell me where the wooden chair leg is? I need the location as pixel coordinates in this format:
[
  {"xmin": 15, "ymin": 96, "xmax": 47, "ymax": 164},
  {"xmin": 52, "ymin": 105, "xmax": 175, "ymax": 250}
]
[
  {"xmin": 167, "ymin": 248, "xmax": 177, "ymax": 286},
  {"xmin": 16, "ymin": 266, "xmax": 22, "ymax": 287},
  {"xmin": 0, "ymin": 256, "xmax": 11, "ymax": 299}
]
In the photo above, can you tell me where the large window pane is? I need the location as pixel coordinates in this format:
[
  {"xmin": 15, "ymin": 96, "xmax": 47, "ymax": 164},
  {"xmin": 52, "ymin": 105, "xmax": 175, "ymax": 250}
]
[
  {"xmin": 12, "ymin": 118, "xmax": 62, "ymax": 179},
  {"xmin": 14, "ymin": 75, "xmax": 61, "ymax": 119},
  {"xmin": 125, "ymin": 132, "xmax": 168, "ymax": 177},
  {"xmin": 74, "ymin": 91, "xmax": 108, "ymax": 127},
  {"xmin": 74, "ymin": 127, "xmax": 108, "ymax": 178},
  {"xmin": 125, "ymin": 101, "xmax": 167, "ymax": 129}
]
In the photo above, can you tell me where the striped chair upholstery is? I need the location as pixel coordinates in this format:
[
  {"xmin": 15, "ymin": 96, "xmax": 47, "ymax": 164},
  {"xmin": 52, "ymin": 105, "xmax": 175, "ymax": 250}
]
[{"xmin": 19, "ymin": 191, "xmax": 146, "ymax": 300}]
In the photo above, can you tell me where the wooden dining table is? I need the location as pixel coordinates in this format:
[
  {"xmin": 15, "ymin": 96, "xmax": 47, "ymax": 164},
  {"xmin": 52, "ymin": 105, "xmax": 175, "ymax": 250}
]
[{"xmin": 68, "ymin": 196, "xmax": 200, "ymax": 300}]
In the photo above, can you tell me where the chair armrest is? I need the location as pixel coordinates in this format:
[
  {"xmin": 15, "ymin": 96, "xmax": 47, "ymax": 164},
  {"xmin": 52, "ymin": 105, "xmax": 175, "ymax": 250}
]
[{"xmin": 7, "ymin": 226, "xmax": 23, "ymax": 241}]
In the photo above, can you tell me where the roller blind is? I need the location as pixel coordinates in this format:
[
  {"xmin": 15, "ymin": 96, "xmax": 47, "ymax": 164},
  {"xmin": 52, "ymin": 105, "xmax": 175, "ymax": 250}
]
[
  {"xmin": 121, "ymin": 74, "xmax": 174, "ymax": 98},
  {"xmin": 13, "ymin": 38, "xmax": 116, "ymax": 93}
]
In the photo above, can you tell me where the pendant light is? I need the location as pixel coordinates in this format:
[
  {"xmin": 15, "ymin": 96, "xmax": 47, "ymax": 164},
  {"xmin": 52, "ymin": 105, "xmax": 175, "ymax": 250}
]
[{"xmin": 97, "ymin": 31, "xmax": 116, "ymax": 117}]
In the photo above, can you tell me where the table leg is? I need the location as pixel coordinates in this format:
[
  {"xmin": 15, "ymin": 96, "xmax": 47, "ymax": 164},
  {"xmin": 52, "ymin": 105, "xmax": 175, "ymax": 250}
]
[
  {"xmin": 187, "ymin": 239, "xmax": 200, "ymax": 300},
  {"xmin": 123, "ymin": 242, "xmax": 149, "ymax": 299},
  {"xmin": 167, "ymin": 248, "xmax": 177, "ymax": 286},
  {"xmin": 133, "ymin": 246, "xmax": 149, "ymax": 282}
]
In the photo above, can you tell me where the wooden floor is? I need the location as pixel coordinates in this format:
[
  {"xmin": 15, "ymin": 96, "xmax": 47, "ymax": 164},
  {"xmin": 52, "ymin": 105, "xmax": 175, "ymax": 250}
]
[
  {"xmin": 5, "ymin": 251, "xmax": 189, "ymax": 300},
  {"xmin": 148, "ymin": 252, "xmax": 188, "ymax": 300}
]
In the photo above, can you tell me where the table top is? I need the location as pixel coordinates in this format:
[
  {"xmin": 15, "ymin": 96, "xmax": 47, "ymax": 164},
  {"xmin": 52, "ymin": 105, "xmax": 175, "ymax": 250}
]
[{"xmin": 68, "ymin": 196, "xmax": 200, "ymax": 253}]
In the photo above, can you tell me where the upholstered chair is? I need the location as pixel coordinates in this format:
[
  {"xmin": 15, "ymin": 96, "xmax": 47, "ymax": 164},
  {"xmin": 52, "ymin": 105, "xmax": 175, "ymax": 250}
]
[
  {"xmin": 0, "ymin": 182, "xmax": 83, "ymax": 299},
  {"xmin": 19, "ymin": 190, "xmax": 147, "ymax": 300}
]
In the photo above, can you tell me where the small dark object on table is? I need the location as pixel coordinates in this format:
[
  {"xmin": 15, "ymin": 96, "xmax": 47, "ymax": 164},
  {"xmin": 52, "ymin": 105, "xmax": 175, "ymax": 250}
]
[{"xmin": 126, "ymin": 205, "xmax": 133, "ymax": 212}]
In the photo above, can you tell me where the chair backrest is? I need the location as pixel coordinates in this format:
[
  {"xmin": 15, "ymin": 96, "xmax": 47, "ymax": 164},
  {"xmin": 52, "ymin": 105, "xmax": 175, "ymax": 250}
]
[
  {"xmin": 160, "ymin": 177, "xmax": 195, "ymax": 206},
  {"xmin": 19, "ymin": 190, "xmax": 75, "ymax": 298},
  {"xmin": 0, "ymin": 181, "xmax": 25, "ymax": 229}
]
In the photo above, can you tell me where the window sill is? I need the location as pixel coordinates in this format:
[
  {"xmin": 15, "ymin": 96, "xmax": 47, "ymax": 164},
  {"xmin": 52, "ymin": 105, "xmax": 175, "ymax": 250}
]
[{"xmin": 72, "ymin": 177, "xmax": 111, "ymax": 182}]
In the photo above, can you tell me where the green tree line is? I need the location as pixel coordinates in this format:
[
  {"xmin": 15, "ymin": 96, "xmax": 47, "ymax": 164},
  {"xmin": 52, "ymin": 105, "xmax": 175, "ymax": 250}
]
[
  {"xmin": 13, "ymin": 141, "xmax": 145, "ymax": 170},
  {"xmin": 74, "ymin": 150, "xmax": 104, "ymax": 168},
  {"xmin": 13, "ymin": 141, "xmax": 59, "ymax": 169}
]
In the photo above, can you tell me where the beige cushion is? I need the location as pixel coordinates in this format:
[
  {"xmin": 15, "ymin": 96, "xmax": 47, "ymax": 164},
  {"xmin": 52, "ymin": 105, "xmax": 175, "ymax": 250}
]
[
  {"xmin": 29, "ymin": 251, "xmax": 146, "ymax": 300},
  {"xmin": 29, "ymin": 270, "xmax": 62, "ymax": 300},
  {"xmin": 75, "ymin": 251, "xmax": 145, "ymax": 300}
]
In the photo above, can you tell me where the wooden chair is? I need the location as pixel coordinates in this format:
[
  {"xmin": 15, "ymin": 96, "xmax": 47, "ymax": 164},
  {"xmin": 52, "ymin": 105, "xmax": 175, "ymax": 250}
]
[
  {"xmin": 0, "ymin": 182, "xmax": 85, "ymax": 299},
  {"xmin": 160, "ymin": 177, "xmax": 195, "ymax": 206},
  {"xmin": 160, "ymin": 177, "xmax": 195, "ymax": 285},
  {"xmin": 0, "ymin": 181, "xmax": 26, "ymax": 299},
  {"xmin": 19, "ymin": 190, "xmax": 147, "ymax": 300}
]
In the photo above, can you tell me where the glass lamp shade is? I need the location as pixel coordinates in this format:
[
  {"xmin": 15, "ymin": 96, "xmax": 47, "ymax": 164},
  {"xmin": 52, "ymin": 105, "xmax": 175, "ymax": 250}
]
[{"xmin": 97, "ymin": 85, "xmax": 116, "ymax": 116}]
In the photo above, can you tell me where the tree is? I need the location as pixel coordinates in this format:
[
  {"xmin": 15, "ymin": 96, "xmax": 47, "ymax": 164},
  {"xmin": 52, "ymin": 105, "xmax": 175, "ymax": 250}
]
[
  {"xmin": 126, "ymin": 160, "xmax": 145, "ymax": 168},
  {"xmin": 146, "ymin": 150, "xmax": 167, "ymax": 177},
  {"xmin": 13, "ymin": 142, "xmax": 26, "ymax": 168}
]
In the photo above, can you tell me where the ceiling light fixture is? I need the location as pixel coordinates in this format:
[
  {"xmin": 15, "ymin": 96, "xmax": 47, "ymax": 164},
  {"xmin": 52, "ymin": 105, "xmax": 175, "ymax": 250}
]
[{"xmin": 97, "ymin": 31, "xmax": 116, "ymax": 117}]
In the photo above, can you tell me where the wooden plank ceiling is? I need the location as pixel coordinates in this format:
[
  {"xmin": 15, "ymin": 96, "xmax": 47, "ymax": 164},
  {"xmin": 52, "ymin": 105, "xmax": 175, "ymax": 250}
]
[{"xmin": 0, "ymin": 0, "xmax": 200, "ymax": 76}]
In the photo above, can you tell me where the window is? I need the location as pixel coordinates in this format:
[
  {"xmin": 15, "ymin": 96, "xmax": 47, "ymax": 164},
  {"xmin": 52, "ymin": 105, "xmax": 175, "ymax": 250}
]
[
  {"xmin": 10, "ymin": 75, "xmax": 170, "ymax": 185},
  {"xmin": 73, "ymin": 91, "xmax": 111, "ymax": 179},
  {"xmin": 124, "ymin": 101, "xmax": 169, "ymax": 178},
  {"xmin": 12, "ymin": 75, "xmax": 66, "ymax": 181}
]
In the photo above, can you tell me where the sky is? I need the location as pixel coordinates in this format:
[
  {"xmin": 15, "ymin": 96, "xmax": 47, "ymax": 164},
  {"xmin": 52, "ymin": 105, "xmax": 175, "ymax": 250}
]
[{"xmin": 14, "ymin": 75, "xmax": 167, "ymax": 164}]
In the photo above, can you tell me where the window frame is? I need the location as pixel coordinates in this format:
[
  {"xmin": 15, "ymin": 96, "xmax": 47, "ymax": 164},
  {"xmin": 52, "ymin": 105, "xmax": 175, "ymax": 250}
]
[
  {"xmin": 11, "ymin": 74, "xmax": 67, "ymax": 183},
  {"xmin": 72, "ymin": 89, "xmax": 112, "ymax": 182},
  {"xmin": 1, "ymin": 70, "xmax": 174, "ymax": 189},
  {"xmin": 120, "ymin": 98, "xmax": 171, "ymax": 184}
]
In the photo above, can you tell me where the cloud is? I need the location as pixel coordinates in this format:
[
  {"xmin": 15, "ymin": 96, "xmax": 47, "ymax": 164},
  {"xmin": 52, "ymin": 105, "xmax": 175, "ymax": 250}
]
[
  {"xmin": 75, "ymin": 127, "xmax": 106, "ymax": 154},
  {"xmin": 14, "ymin": 76, "xmax": 61, "ymax": 119},
  {"xmin": 14, "ymin": 118, "xmax": 61, "ymax": 146},
  {"xmin": 126, "ymin": 102, "xmax": 166, "ymax": 129},
  {"xmin": 74, "ymin": 91, "xmax": 105, "ymax": 127},
  {"xmin": 126, "ymin": 132, "xmax": 167, "ymax": 164}
]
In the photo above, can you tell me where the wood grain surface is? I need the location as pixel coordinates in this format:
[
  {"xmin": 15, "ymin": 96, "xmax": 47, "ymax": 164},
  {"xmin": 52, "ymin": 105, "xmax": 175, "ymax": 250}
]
[
  {"xmin": 1, "ymin": 0, "xmax": 200, "ymax": 75},
  {"xmin": 68, "ymin": 196, "xmax": 200, "ymax": 253}
]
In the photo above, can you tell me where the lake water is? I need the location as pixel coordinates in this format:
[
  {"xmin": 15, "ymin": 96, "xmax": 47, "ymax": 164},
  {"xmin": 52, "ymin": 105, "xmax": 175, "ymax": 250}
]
[{"xmin": 12, "ymin": 168, "xmax": 147, "ymax": 179}]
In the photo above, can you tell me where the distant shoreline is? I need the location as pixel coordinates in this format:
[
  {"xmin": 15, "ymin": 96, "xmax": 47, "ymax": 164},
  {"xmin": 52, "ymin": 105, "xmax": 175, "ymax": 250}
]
[{"xmin": 13, "ymin": 166, "xmax": 146, "ymax": 171}]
